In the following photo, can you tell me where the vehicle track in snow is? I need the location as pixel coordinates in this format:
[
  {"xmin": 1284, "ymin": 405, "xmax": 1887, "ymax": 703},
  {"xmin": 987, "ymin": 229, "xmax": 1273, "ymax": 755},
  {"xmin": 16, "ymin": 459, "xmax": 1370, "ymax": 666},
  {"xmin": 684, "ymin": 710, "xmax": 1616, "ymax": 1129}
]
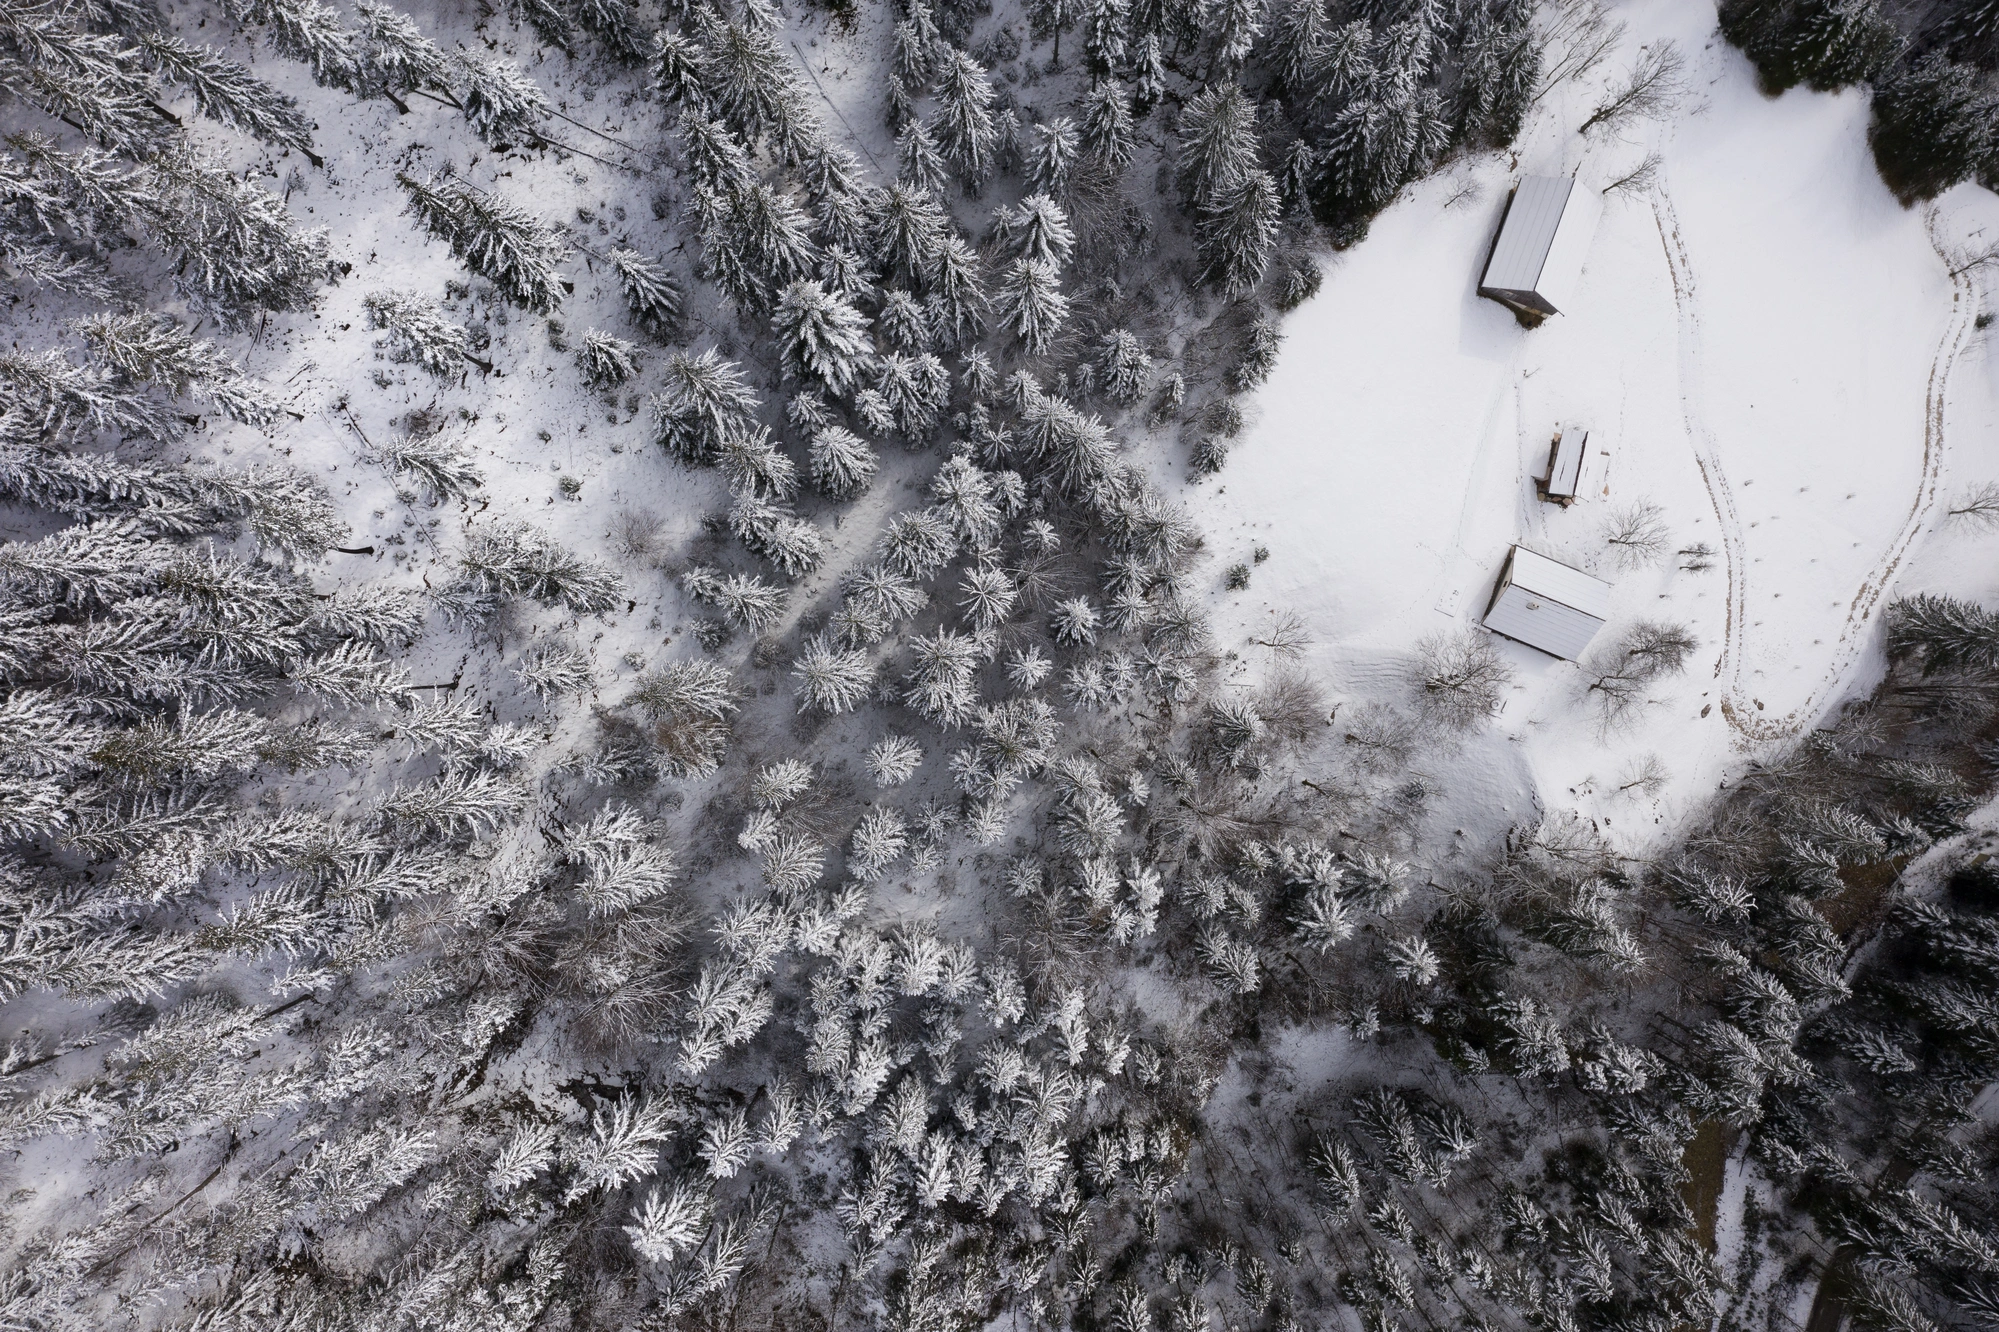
[{"xmin": 1650, "ymin": 184, "xmax": 1971, "ymax": 745}]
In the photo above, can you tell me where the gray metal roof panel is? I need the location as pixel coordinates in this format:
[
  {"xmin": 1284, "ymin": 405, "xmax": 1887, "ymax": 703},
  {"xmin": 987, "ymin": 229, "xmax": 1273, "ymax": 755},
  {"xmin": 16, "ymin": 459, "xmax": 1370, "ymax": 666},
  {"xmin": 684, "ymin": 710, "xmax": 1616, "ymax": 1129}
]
[
  {"xmin": 1480, "ymin": 176, "xmax": 1573, "ymax": 296},
  {"xmin": 1483, "ymin": 585, "xmax": 1604, "ymax": 660}
]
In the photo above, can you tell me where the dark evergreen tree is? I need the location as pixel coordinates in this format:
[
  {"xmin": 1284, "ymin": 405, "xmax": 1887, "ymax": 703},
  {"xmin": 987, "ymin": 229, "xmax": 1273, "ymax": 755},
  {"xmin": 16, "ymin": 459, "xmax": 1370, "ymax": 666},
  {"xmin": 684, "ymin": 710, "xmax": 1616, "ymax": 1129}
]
[
  {"xmin": 1868, "ymin": 56, "xmax": 1994, "ymax": 203},
  {"xmin": 1198, "ymin": 170, "xmax": 1280, "ymax": 295}
]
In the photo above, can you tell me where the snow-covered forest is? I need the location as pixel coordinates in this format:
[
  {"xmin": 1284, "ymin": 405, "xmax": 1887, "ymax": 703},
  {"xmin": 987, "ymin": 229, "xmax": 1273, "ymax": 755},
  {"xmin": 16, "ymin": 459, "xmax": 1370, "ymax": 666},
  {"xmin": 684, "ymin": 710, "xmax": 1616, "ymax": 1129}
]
[{"xmin": 4, "ymin": 0, "xmax": 1999, "ymax": 1329}]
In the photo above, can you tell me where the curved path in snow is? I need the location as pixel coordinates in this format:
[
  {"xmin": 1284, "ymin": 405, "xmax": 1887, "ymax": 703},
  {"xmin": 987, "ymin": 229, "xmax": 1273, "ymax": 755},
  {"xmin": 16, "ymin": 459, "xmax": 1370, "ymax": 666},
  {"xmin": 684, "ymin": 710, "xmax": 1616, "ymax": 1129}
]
[{"xmin": 1649, "ymin": 182, "xmax": 1972, "ymax": 745}]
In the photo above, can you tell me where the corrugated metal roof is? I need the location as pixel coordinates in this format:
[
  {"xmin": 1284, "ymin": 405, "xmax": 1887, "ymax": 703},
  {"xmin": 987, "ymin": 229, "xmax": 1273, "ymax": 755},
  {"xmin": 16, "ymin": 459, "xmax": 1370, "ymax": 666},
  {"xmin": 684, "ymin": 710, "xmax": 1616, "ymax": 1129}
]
[
  {"xmin": 1506, "ymin": 546, "xmax": 1612, "ymax": 619},
  {"xmin": 1484, "ymin": 584, "xmax": 1605, "ymax": 660},
  {"xmin": 1546, "ymin": 429, "xmax": 1587, "ymax": 498},
  {"xmin": 1480, "ymin": 177, "xmax": 1573, "ymax": 296}
]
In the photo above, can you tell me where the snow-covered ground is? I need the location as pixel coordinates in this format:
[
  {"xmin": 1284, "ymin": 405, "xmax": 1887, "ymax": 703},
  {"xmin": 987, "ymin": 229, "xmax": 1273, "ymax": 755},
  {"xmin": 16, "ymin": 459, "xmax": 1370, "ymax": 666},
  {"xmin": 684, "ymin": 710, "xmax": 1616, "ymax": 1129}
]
[{"xmin": 1187, "ymin": 0, "xmax": 1999, "ymax": 857}]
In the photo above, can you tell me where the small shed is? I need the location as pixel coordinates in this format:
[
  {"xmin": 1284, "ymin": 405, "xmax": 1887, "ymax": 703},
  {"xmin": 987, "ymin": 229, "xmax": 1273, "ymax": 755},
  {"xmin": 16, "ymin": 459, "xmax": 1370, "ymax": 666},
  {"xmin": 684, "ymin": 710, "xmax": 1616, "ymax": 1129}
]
[
  {"xmin": 1539, "ymin": 426, "xmax": 1588, "ymax": 504},
  {"xmin": 1482, "ymin": 546, "xmax": 1610, "ymax": 660},
  {"xmin": 1479, "ymin": 176, "xmax": 1602, "ymax": 318}
]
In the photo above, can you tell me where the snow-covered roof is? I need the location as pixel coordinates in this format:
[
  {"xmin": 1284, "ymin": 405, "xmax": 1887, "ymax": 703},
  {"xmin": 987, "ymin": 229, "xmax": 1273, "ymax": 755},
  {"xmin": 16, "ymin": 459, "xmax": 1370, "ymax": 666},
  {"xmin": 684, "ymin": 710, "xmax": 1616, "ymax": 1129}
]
[
  {"xmin": 1545, "ymin": 428, "xmax": 1587, "ymax": 499},
  {"xmin": 1482, "ymin": 546, "xmax": 1611, "ymax": 660},
  {"xmin": 1479, "ymin": 177, "xmax": 1602, "ymax": 315}
]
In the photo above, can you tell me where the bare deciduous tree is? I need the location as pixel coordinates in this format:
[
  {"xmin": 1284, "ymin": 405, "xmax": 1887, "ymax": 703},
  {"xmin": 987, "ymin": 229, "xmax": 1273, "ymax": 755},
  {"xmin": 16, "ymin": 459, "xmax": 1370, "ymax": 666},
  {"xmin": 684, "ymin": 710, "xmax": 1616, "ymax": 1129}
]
[
  {"xmin": 1412, "ymin": 631, "xmax": 1515, "ymax": 731},
  {"xmin": 1618, "ymin": 754, "xmax": 1669, "ymax": 798},
  {"xmin": 1586, "ymin": 620, "xmax": 1698, "ymax": 727},
  {"xmin": 1947, "ymin": 480, "xmax": 1999, "ymax": 529},
  {"xmin": 1600, "ymin": 150, "xmax": 1663, "ymax": 199},
  {"xmin": 1602, "ymin": 499, "xmax": 1670, "ymax": 570},
  {"xmin": 1249, "ymin": 611, "xmax": 1310, "ymax": 658},
  {"xmin": 1580, "ymin": 42, "xmax": 1685, "ymax": 137},
  {"xmin": 1533, "ymin": 0, "xmax": 1620, "ymax": 105}
]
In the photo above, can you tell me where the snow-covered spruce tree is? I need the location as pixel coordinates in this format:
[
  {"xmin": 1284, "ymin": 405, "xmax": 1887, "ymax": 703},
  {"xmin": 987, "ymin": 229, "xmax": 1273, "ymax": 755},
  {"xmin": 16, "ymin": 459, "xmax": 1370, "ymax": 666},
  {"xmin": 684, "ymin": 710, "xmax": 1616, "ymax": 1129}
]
[
  {"xmin": 440, "ymin": 522, "xmax": 625, "ymax": 618},
  {"xmin": 363, "ymin": 290, "xmax": 473, "ymax": 376},
  {"xmin": 608, "ymin": 247, "xmax": 685, "ymax": 337},
  {"xmin": 652, "ymin": 347, "xmax": 761, "ymax": 464},
  {"xmin": 399, "ymin": 170, "xmax": 571, "ymax": 313},
  {"xmin": 773, "ymin": 279, "xmax": 874, "ymax": 395}
]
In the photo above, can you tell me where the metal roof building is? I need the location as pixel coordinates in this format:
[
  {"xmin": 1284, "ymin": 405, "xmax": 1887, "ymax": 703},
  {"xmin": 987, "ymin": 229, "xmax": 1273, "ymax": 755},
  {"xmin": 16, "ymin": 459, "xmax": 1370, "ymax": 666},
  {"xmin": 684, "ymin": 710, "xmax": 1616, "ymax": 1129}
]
[
  {"xmin": 1482, "ymin": 546, "xmax": 1610, "ymax": 660},
  {"xmin": 1479, "ymin": 176, "xmax": 1602, "ymax": 318}
]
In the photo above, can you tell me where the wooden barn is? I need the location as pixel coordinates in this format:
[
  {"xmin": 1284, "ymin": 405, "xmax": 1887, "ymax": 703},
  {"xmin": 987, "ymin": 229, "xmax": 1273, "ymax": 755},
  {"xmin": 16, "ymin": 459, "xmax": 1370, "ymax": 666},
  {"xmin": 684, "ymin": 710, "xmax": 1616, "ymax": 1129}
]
[
  {"xmin": 1482, "ymin": 546, "xmax": 1610, "ymax": 660},
  {"xmin": 1479, "ymin": 176, "xmax": 1602, "ymax": 318}
]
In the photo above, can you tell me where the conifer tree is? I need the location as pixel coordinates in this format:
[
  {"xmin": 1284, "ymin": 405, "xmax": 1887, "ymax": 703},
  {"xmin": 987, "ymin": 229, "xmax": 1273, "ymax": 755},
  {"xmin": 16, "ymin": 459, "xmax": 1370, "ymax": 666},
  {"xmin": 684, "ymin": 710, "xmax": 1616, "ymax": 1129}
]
[
  {"xmin": 577, "ymin": 331, "xmax": 640, "ymax": 386},
  {"xmin": 1133, "ymin": 35, "xmax": 1168, "ymax": 113},
  {"xmin": 773, "ymin": 280, "xmax": 875, "ymax": 396},
  {"xmin": 1096, "ymin": 330, "xmax": 1154, "ymax": 405},
  {"xmin": 999, "ymin": 194, "xmax": 1077, "ymax": 268},
  {"xmin": 810, "ymin": 426, "xmax": 880, "ymax": 498},
  {"xmin": 1029, "ymin": 117, "xmax": 1080, "ymax": 195},
  {"xmin": 1265, "ymin": 0, "xmax": 1325, "ymax": 96},
  {"xmin": 608, "ymin": 248, "xmax": 684, "ymax": 337},
  {"xmin": 76, "ymin": 312, "xmax": 280, "ymax": 425},
  {"xmin": 144, "ymin": 145, "xmax": 332, "ymax": 315},
  {"xmin": 448, "ymin": 522, "xmax": 625, "ymax": 617},
  {"xmin": 1212, "ymin": 0, "xmax": 1265, "ymax": 72},
  {"xmin": 872, "ymin": 183, "xmax": 950, "ymax": 288},
  {"xmin": 1199, "ymin": 170, "xmax": 1280, "ymax": 294},
  {"xmin": 897, "ymin": 119, "xmax": 951, "ymax": 194},
  {"xmin": 459, "ymin": 52, "xmax": 552, "ymax": 144},
  {"xmin": 683, "ymin": 565, "xmax": 789, "ymax": 632},
  {"xmin": 653, "ymin": 349, "xmax": 761, "ymax": 464},
  {"xmin": 573, "ymin": 0, "xmax": 652, "ymax": 64},
  {"xmin": 362, "ymin": 290, "xmax": 471, "ymax": 376},
  {"xmin": 933, "ymin": 48, "xmax": 999, "ymax": 187},
  {"xmin": 1177, "ymin": 83, "xmax": 1260, "ymax": 212},
  {"xmin": 877, "ymin": 289, "xmax": 932, "ymax": 352},
  {"xmin": 226, "ymin": 0, "xmax": 365, "ymax": 92},
  {"xmin": 996, "ymin": 258, "xmax": 1069, "ymax": 355},
  {"xmin": 926, "ymin": 235, "xmax": 989, "ymax": 347},
  {"xmin": 398, "ymin": 172, "xmax": 571, "ymax": 313},
  {"xmin": 355, "ymin": 1, "xmax": 454, "ymax": 102},
  {"xmin": 701, "ymin": 181, "xmax": 820, "ymax": 315},
  {"xmin": 1080, "ymin": 83, "xmax": 1137, "ymax": 172},
  {"xmin": 1868, "ymin": 56, "xmax": 1993, "ymax": 203},
  {"xmin": 1082, "ymin": 0, "xmax": 1130, "ymax": 79},
  {"xmin": 651, "ymin": 29, "xmax": 713, "ymax": 109},
  {"xmin": 792, "ymin": 636, "xmax": 874, "ymax": 713},
  {"xmin": 135, "ymin": 32, "xmax": 317, "ymax": 159}
]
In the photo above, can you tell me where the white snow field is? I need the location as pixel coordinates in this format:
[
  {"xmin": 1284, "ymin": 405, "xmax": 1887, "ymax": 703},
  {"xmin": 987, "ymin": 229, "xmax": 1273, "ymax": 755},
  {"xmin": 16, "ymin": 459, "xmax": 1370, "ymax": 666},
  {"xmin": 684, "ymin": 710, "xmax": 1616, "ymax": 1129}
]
[{"xmin": 1188, "ymin": 0, "xmax": 1999, "ymax": 855}]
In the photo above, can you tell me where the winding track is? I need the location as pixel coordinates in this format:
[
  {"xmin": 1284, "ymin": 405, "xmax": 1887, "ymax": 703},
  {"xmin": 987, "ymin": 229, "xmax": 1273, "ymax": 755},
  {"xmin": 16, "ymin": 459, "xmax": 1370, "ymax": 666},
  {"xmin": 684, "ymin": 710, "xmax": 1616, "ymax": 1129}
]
[{"xmin": 1649, "ymin": 183, "xmax": 1972, "ymax": 745}]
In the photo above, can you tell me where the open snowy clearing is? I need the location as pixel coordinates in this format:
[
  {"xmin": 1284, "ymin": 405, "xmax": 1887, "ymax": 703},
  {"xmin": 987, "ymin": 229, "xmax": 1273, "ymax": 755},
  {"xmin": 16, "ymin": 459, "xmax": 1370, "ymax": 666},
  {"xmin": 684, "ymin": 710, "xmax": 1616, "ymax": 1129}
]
[{"xmin": 1186, "ymin": 0, "xmax": 1999, "ymax": 857}]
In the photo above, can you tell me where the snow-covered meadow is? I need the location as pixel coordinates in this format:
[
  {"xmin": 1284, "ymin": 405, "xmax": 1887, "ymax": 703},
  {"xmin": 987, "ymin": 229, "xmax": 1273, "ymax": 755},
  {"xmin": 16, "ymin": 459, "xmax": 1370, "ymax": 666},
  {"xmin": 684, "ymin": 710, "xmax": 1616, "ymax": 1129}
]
[{"xmin": 1196, "ymin": 0, "xmax": 1999, "ymax": 855}]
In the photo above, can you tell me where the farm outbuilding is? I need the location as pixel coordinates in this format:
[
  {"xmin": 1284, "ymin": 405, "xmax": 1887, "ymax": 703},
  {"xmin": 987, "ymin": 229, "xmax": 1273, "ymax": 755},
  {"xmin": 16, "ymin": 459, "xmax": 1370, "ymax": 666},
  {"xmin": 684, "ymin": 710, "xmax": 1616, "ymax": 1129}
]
[
  {"xmin": 1479, "ymin": 176, "xmax": 1602, "ymax": 318},
  {"xmin": 1482, "ymin": 546, "xmax": 1611, "ymax": 660},
  {"xmin": 1540, "ymin": 426, "xmax": 1588, "ymax": 504}
]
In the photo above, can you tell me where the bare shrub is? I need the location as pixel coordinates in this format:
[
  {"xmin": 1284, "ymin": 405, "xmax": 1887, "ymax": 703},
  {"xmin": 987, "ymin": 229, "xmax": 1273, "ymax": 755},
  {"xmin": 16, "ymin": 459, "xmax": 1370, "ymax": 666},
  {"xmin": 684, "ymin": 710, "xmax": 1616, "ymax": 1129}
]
[
  {"xmin": 1256, "ymin": 671, "xmax": 1327, "ymax": 747},
  {"xmin": 1412, "ymin": 631, "xmax": 1514, "ymax": 730},
  {"xmin": 1341, "ymin": 704, "xmax": 1420, "ymax": 775}
]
